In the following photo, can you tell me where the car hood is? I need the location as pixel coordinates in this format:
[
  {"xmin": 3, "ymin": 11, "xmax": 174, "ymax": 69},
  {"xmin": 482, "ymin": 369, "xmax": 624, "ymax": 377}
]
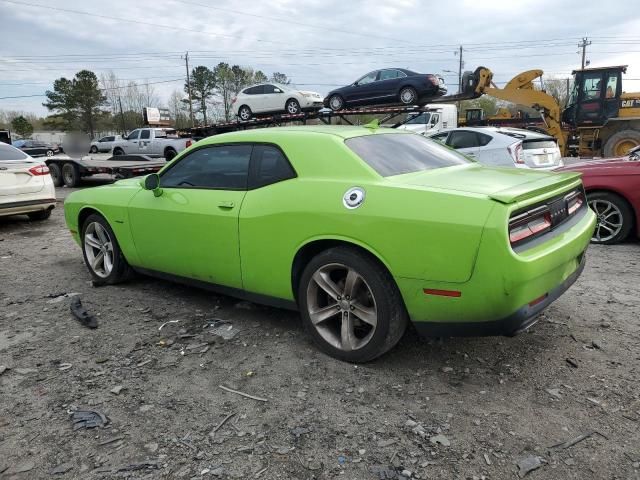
[
  {"xmin": 387, "ymin": 164, "xmax": 582, "ymax": 204},
  {"xmin": 556, "ymin": 157, "xmax": 640, "ymax": 175}
]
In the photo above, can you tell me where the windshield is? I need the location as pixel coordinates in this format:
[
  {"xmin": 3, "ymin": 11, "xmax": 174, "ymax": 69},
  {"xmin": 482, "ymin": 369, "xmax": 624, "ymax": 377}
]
[
  {"xmin": 406, "ymin": 113, "xmax": 432, "ymax": 125},
  {"xmin": 0, "ymin": 143, "xmax": 29, "ymax": 160},
  {"xmin": 346, "ymin": 133, "xmax": 471, "ymax": 177}
]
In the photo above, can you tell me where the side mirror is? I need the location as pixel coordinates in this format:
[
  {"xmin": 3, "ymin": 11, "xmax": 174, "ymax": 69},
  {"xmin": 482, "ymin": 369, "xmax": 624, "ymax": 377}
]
[{"xmin": 143, "ymin": 173, "xmax": 163, "ymax": 197}]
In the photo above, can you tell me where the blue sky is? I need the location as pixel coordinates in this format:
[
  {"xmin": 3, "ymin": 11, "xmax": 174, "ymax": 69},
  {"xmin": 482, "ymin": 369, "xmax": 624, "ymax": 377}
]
[{"xmin": 1, "ymin": 0, "xmax": 639, "ymax": 116}]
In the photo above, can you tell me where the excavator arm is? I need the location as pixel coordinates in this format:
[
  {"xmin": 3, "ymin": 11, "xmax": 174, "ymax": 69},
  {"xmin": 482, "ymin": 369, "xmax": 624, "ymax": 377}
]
[{"xmin": 433, "ymin": 67, "xmax": 568, "ymax": 154}]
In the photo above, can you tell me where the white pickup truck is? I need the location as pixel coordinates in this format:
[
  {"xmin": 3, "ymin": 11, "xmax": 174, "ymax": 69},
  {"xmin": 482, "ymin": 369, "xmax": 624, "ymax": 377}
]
[{"xmin": 111, "ymin": 128, "xmax": 193, "ymax": 161}]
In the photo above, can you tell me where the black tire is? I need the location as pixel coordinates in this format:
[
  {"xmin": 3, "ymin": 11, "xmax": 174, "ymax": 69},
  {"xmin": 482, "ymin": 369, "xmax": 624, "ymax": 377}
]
[
  {"xmin": 48, "ymin": 162, "xmax": 63, "ymax": 187},
  {"xmin": 399, "ymin": 86, "xmax": 418, "ymax": 105},
  {"xmin": 46, "ymin": 149, "xmax": 54, "ymax": 157},
  {"xmin": 603, "ymin": 129, "xmax": 640, "ymax": 157},
  {"xmin": 298, "ymin": 246, "xmax": 408, "ymax": 363},
  {"xmin": 81, "ymin": 213, "xmax": 133, "ymax": 285},
  {"xmin": 588, "ymin": 191, "xmax": 634, "ymax": 245},
  {"xmin": 28, "ymin": 209, "xmax": 52, "ymax": 221},
  {"xmin": 328, "ymin": 94, "xmax": 345, "ymax": 111},
  {"xmin": 62, "ymin": 162, "xmax": 80, "ymax": 187},
  {"xmin": 285, "ymin": 99, "xmax": 301, "ymax": 115},
  {"xmin": 90, "ymin": 145, "xmax": 98, "ymax": 153},
  {"xmin": 113, "ymin": 147, "xmax": 124, "ymax": 156},
  {"xmin": 238, "ymin": 105, "xmax": 252, "ymax": 121},
  {"xmin": 164, "ymin": 148, "xmax": 177, "ymax": 161}
]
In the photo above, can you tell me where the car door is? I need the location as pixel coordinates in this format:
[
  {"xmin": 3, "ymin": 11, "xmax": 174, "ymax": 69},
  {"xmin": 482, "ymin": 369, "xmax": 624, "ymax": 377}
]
[
  {"xmin": 346, "ymin": 70, "xmax": 380, "ymax": 104},
  {"xmin": 127, "ymin": 144, "xmax": 252, "ymax": 287},
  {"xmin": 376, "ymin": 69, "xmax": 404, "ymax": 100},
  {"xmin": 247, "ymin": 85, "xmax": 267, "ymax": 113},
  {"xmin": 262, "ymin": 84, "xmax": 285, "ymax": 112},
  {"xmin": 446, "ymin": 130, "xmax": 481, "ymax": 159},
  {"xmin": 101, "ymin": 136, "xmax": 115, "ymax": 152},
  {"xmin": 123, "ymin": 129, "xmax": 140, "ymax": 153},
  {"xmin": 138, "ymin": 129, "xmax": 152, "ymax": 154}
]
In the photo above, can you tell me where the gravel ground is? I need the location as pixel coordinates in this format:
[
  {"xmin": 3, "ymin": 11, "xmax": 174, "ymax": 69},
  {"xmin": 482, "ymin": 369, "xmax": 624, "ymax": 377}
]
[{"xmin": 0, "ymin": 190, "xmax": 639, "ymax": 480}]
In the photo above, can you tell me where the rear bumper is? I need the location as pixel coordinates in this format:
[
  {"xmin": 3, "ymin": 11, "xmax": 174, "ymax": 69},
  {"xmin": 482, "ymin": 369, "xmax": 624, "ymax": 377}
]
[
  {"xmin": 413, "ymin": 252, "xmax": 586, "ymax": 337},
  {"xmin": 0, "ymin": 198, "xmax": 56, "ymax": 216}
]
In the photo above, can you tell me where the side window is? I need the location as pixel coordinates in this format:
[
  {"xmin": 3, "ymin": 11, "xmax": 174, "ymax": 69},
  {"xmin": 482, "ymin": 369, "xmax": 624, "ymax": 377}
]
[
  {"xmin": 128, "ymin": 130, "xmax": 140, "ymax": 140},
  {"xmin": 429, "ymin": 132, "xmax": 448, "ymax": 143},
  {"xmin": 245, "ymin": 85, "xmax": 264, "ymax": 95},
  {"xmin": 160, "ymin": 144, "xmax": 252, "ymax": 190},
  {"xmin": 606, "ymin": 75, "xmax": 618, "ymax": 99},
  {"xmin": 140, "ymin": 130, "xmax": 151, "ymax": 140},
  {"xmin": 250, "ymin": 145, "xmax": 296, "ymax": 189},
  {"xmin": 582, "ymin": 72, "xmax": 603, "ymax": 100},
  {"xmin": 448, "ymin": 131, "xmax": 479, "ymax": 149},
  {"xmin": 477, "ymin": 132, "xmax": 492, "ymax": 146},
  {"xmin": 107, "ymin": 136, "xmax": 115, "ymax": 142},
  {"xmin": 357, "ymin": 71, "xmax": 378, "ymax": 85},
  {"xmin": 264, "ymin": 84, "xmax": 282, "ymax": 94},
  {"xmin": 429, "ymin": 114, "xmax": 440, "ymax": 127},
  {"xmin": 379, "ymin": 70, "xmax": 398, "ymax": 81}
]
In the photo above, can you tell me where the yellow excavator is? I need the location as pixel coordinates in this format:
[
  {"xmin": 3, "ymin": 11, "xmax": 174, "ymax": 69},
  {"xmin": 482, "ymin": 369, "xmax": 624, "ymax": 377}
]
[{"xmin": 440, "ymin": 65, "xmax": 640, "ymax": 157}]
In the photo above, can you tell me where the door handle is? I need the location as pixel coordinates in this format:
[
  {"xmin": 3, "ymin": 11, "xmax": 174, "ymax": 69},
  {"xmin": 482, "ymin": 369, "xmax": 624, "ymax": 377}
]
[{"xmin": 218, "ymin": 201, "xmax": 235, "ymax": 209}]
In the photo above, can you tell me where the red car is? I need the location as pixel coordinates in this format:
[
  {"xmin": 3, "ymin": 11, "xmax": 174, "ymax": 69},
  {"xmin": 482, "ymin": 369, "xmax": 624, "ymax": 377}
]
[{"xmin": 557, "ymin": 147, "xmax": 640, "ymax": 244}]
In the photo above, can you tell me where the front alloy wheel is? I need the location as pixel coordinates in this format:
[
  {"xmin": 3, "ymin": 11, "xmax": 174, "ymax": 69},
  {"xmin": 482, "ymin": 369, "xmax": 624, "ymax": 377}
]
[
  {"xmin": 399, "ymin": 87, "xmax": 417, "ymax": 105},
  {"xmin": 299, "ymin": 247, "xmax": 407, "ymax": 362},
  {"xmin": 84, "ymin": 221, "xmax": 115, "ymax": 278},
  {"xmin": 328, "ymin": 94, "xmax": 344, "ymax": 111},
  {"xmin": 81, "ymin": 214, "xmax": 132, "ymax": 284},
  {"xmin": 286, "ymin": 99, "xmax": 301, "ymax": 114}
]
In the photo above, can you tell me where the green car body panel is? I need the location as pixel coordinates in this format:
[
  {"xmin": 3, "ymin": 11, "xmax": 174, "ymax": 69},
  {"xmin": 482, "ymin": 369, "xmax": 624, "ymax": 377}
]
[{"xmin": 64, "ymin": 126, "xmax": 596, "ymax": 332}]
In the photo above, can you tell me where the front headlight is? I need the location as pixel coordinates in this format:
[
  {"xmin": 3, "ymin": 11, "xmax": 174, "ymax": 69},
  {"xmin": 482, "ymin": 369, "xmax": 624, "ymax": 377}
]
[{"xmin": 300, "ymin": 92, "xmax": 314, "ymax": 98}]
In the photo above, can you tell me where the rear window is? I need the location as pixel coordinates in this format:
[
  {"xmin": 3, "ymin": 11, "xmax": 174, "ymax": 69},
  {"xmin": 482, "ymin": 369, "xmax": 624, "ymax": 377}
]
[
  {"xmin": 346, "ymin": 133, "xmax": 471, "ymax": 177},
  {"xmin": 523, "ymin": 139, "xmax": 558, "ymax": 150},
  {"xmin": 0, "ymin": 143, "xmax": 28, "ymax": 160}
]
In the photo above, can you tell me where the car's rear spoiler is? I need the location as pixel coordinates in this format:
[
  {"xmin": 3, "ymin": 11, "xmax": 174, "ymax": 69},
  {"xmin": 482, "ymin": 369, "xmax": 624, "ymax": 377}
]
[{"xmin": 489, "ymin": 172, "xmax": 582, "ymax": 204}]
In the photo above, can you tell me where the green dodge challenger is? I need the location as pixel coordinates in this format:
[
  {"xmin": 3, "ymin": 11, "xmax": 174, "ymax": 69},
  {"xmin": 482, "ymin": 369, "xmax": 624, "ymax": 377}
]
[{"xmin": 64, "ymin": 126, "xmax": 596, "ymax": 362}]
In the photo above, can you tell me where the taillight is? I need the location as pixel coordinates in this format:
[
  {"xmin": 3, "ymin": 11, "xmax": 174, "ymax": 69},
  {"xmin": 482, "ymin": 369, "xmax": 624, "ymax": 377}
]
[
  {"xmin": 28, "ymin": 165, "xmax": 50, "ymax": 176},
  {"xmin": 566, "ymin": 190, "xmax": 584, "ymax": 214},
  {"xmin": 185, "ymin": 140, "xmax": 192, "ymax": 148},
  {"xmin": 509, "ymin": 206, "xmax": 552, "ymax": 245},
  {"xmin": 231, "ymin": 97, "xmax": 237, "ymax": 104},
  {"xmin": 508, "ymin": 142, "xmax": 525, "ymax": 164},
  {"xmin": 426, "ymin": 74, "xmax": 439, "ymax": 86}
]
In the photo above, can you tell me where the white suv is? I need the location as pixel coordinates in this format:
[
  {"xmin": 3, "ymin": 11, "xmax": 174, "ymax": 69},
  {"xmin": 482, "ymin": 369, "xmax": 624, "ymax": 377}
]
[
  {"xmin": 429, "ymin": 127, "xmax": 564, "ymax": 170},
  {"xmin": 232, "ymin": 83, "xmax": 323, "ymax": 121}
]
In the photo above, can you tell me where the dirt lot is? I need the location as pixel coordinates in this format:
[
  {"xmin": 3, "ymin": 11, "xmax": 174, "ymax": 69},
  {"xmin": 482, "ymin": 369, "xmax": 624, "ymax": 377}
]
[{"xmin": 1, "ymin": 189, "xmax": 639, "ymax": 480}]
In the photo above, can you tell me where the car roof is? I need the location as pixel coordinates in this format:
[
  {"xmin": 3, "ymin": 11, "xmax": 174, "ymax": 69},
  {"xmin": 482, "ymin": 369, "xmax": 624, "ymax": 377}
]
[{"xmin": 199, "ymin": 125, "xmax": 411, "ymax": 143}]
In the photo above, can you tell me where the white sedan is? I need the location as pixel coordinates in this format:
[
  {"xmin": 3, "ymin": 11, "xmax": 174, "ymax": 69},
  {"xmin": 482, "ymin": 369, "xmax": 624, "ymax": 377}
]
[
  {"xmin": 429, "ymin": 127, "xmax": 564, "ymax": 170},
  {"xmin": 89, "ymin": 134, "xmax": 123, "ymax": 153},
  {"xmin": 0, "ymin": 142, "xmax": 56, "ymax": 221},
  {"xmin": 232, "ymin": 83, "xmax": 324, "ymax": 121}
]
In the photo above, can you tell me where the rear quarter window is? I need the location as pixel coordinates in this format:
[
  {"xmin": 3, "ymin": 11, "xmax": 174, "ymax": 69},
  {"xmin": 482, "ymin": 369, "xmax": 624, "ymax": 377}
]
[
  {"xmin": 0, "ymin": 144, "xmax": 28, "ymax": 160},
  {"xmin": 346, "ymin": 133, "xmax": 470, "ymax": 177}
]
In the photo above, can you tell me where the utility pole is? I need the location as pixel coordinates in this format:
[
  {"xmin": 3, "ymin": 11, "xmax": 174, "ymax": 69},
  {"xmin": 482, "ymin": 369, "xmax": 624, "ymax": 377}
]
[
  {"xmin": 183, "ymin": 51, "xmax": 195, "ymax": 127},
  {"xmin": 117, "ymin": 95, "xmax": 126, "ymax": 135},
  {"xmin": 579, "ymin": 37, "xmax": 591, "ymax": 69},
  {"xmin": 457, "ymin": 45, "xmax": 464, "ymax": 94}
]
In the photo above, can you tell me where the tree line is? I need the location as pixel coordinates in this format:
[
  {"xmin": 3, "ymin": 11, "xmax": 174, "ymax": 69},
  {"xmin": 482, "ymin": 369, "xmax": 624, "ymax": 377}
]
[{"xmin": 24, "ymin": 64, "xmax": 291, "ymax": 139}]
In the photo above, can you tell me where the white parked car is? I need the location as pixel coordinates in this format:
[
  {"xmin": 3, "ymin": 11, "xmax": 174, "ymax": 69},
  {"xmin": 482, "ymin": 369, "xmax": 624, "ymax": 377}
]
[
  {"xmin": 232, "ymin": 83, "xmax": 324, "ymax": 121},
  {"xmin": 428, "ymin": 127, "xmax": 564, "ymax": 170},
  {"xmin": 89, "ymin": 135, "xmax": 123, "ymax": 153},
  {"xmin": 0, "ymin": 142, "xmax": 55, "ymax": 221}
]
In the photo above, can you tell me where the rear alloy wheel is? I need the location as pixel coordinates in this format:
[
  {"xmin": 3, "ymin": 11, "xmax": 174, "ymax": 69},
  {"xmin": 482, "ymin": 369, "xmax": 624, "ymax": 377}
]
[
  {"xmin": 28, "ymin": 209, "xmax": 52, "ymax": 221},
  {"xmin": 238, "ymin": 105, "xmax": 252, "ymax": 121},
  {"xmin": 62, "ymin": 162, "xmax": 80, "ymax": 187},
  {"xmin": 48, "ymin": 163, "xmax": 63, "ymax": 187},
  {"xmin": 588, "ymin": 192, "xmax": 633, "ymax": 244},
  {"xmin": 81, "ymin": 214, "xmax": 132, "ymax": 285},
  {"xmin": 46, "ymin": 149, "xmax": 54, "ymax": 157},
  {"xmin": 298, "ymin": 247, "xmax": 407, "ymax": 362},
  {"xmin": 286, "ymin": 99, "xmax": 301, "ymax": 115},
  {"xmin": 399, "ymin": 86, "xmax": 418, "ymax": 105},
  {"xmin": 328, "ymin": 94, "xmax": 344, "ymax": 111},
  {"xmin": 90, "ymin": 145, "xmax": 98, "ymax": 153},
  {"xmin": 113, "ymin": 147, "xmax": 124, "ymax": 156}
]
